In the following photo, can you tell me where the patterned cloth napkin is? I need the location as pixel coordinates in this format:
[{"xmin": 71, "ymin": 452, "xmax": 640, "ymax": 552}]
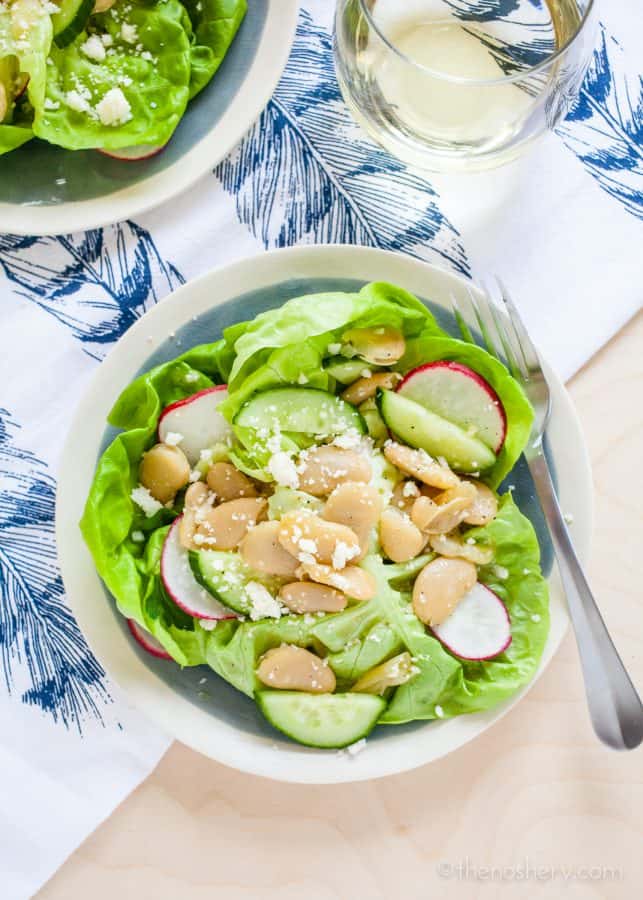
[{"xmin": 1, "ymin": 1, "xmax": 641, "ymax": 897}]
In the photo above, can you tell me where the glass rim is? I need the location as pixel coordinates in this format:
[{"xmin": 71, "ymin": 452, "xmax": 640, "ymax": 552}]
[{"xmin": 356, "ymin": 0, "xmax": 596, "ymax": 86}]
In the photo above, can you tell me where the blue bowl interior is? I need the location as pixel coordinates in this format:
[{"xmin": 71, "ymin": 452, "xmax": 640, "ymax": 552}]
[
  {"xmin": 0, "ymin": 0, "xmax": 267, "ymax": 205},
  {"xmin": 102, "ymin": 277, "xmax": 554, "ymax": 746}
]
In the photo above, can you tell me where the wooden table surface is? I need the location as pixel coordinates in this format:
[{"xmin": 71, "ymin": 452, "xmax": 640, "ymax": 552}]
[{"xmin": 39, "ymin": 313, "xmax": 643, "ymax": 900}]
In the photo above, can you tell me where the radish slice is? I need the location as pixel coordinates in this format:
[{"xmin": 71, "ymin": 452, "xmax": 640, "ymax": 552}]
[
  {"xmin": 161, "ymin": 517, "xmax": 236, "ymax": 621},
  {"xmin": 127, "ymin": 619, "xmax": 172, "ymax": 659},
  {"xmin": 158, "ymin": 385, "xmax": 232, "ymax": 465},
  {"xmin": 432, "ymin": 583, "xmax": 511, "ymax": 660},
  {"xmin": 397, "ymin": 362, "xmax": 507, "ymax": 453},
  {"xmin": 98, "ymin": 144, "xmax": 167, "ymax": 161}
]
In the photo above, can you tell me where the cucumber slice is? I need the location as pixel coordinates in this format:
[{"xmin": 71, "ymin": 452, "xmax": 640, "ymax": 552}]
[
  {"xmin": 325, "ymin": 357, "xmax": 379, "ymax": 385},
  {"xmin": 257, "ymin": 691, "xmax": 386, "ymax": 748},
  {"xmin": 52, "ymin": 0, "xmax": 94, "ymax": 48},
  {"xmin": 267, "ymin": 486, "xmax": 324, "ymax": 519},
  {"xmin": 234, "ymin": 388, "xmax": 366, "ymax": 439},
  {"xmin": 189, "ymin": 549, "xmax": 269, "ymax": 615},
  {"xmin": 359, "ymin": 397, "xmax": 389, "ymax": 444},
  {"xmin": 377, "ymin": 389, "xmax": 496, "ymax": 472}
]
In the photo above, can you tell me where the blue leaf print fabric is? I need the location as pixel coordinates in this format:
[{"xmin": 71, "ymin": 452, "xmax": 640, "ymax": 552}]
[
  {"xmin": 216, "ymin": 9, "xmax": 471, "ymax": 275},
  {"xmin": 558, "ymin": 27, "xmax": 643, "ymax": 220},
  {"xmin": 0, "ymin": 221, "xmax": 185, "ymax": 358},
  {"xmin": 0, "ymin": 409, "xmax": 110, "ymax": 730}
]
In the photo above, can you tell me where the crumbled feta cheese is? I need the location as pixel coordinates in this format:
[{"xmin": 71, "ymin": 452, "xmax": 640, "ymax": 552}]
[
  {"xmin": 332, "ymin": 428, "xmax": 363, "ymax": 450},
  {"xmin": 44, "ymin": 97, "xmax": 60, "ymax": 110},
  {"xmin": 268, "ymin": 451, "xmax": 299, "ymax": 489},
  {"xmin": 346, "ymin": 738, "xmax": 366, "ymax": 756},
  {"xmin": 101, "ymin": 33, "xmax": 114, "ymax": 47},
  {"xmin": 492, "ymin": 564, "xmax": 509, "ymax": 581},
  {"xmin": 188, "ymin": 469, "xmax": 202, "ymax": 483},
  {"xmin": 298, "ymin": 538, "xmax": 317, "ymax": 555},
  {"xmin": 360, "ymin": 368, "xmax": 372, "ymax": 379},
  {"xmin": 297, "ymin": 372, "xmax": 309, "ymax": 385},
  {"xmin": 199, "ymin": 619, "xmax": 218, "ymax": 631},
  {"xmin": 563, "ymin": 512, "xmax": 574, "ymax": 525},
  {"xmin": 81, "ymin": 35, "xmax": 106, "ymax": 62},
  {"xmin": 327, "ymin": 342, "xmax": 342, "ymax": 355},
  {"xmin": 65, "ymin": 89, "xmax": 92, "ymax": 115},
  {"xmin": 96, "ymin": 88, "xmax": 132, "ymax": 126},
  {"xmin": 140, "ymin": 50, "xmax": 154, "ymax": 62},
  {"xmin": 402, "ymin": 481, "xmax": 420, "ymax": 498},
  {"xmin": 121, "ymin": 22, "xmax": 138, "ymax": 43},
  {"xmin": 163, "ymin": 431, "xmax": 183, "ymax": 447},
  {"xmin": 247, "ymin": 582, "xmax": 282, "ymax": 620},
  {"xmin": 131, "ymin": 485, "xmax": 163, "ymax": 517},
  {"xmin": 332, "ymin": 540, "xmax": 359, "ymax": 570},
  {"xmin": 131, "ymin": 530, "xmax": 145, "ymax": 542},
  {"xmin": 185, "ymin": 371, "xmax": 199, "ymax": 383}
]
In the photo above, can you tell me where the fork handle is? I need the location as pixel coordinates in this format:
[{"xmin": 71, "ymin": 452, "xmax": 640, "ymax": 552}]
[{"xmin": 527, "ymin": 451, "xmax": 643, "ymax": 750}]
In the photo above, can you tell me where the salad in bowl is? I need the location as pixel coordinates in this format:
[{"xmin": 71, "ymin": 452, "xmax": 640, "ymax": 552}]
[
  {"xmin": 82, "ymin": 281, "xmax": 549, "ymax": 750},
  {"xmin": 0, "ymin": 0, "xmax": 246, "ymax": 157}
]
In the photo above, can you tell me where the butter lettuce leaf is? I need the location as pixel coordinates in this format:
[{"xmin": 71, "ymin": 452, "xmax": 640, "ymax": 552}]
[
  {"xmin": 34, "ymin": 0, "xmax": 191, "ymax": 150},
  {"xmin": 380, "ymin": 494, "xmax": 550, "ymax": 723},
  {"xmin": 80, "ymin": 346, "xmax": 231, "ymax": 664},
  {"xmin": 183, "ymin": 0, "xmax": 247, "ymax": 98},
  {"xmin": 213, "ymin": 283, "xmax": 440, "ymax": 441},
  {"xmin": 0, "ymin": 0, "xmax": 52, "ymax": 153}
]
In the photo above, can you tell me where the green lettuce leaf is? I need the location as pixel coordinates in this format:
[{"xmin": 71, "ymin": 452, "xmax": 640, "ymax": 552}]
[
  {"xmin": 0, "ymin": 121, "xmax": 33, "ymax": 153},
  {"xmin": 400, "ymin": 334, "xmax": 534, "ymax": 488},
  {"xmin": 183, "ymin": 0, "xmax": 247, "ymax": 99},
  {"xmin": 80, "ymin": 346, "xmax": 230, "ymax": 664},
  {"xmin": 214, "ymin": 282, "xmax": 439, "ymax": 432},
  {"xmin": 0, "ymin": 0, "xmax": 52, "ymax": 153},
  {"xmin": 34, "ymin": 0, "xmax": 192, "ymax": 150},
  {"xmin": 380, "ymin": 494, "xmax": 550, "ymax": 723}
]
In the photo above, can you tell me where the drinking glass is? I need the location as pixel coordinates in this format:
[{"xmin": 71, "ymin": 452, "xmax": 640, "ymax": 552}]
[{"xmin": 334, "ymin": 0, "xmax": 598, "ymax": 172}]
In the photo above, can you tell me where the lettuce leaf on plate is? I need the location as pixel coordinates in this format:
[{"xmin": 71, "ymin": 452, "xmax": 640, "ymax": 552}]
[
  {"xmin": 34, "ymin": 0, "xmax": 192, "ymax": 150},
  {"xmin": 80, "ymin": 349, "xmax": 228, "ymax": 664},
  {"xmin": 380, "ymin": 494, "xmax": 550, "ymax": 723},
  {"xmin": 183, "ymin": 0, "xmax": 247, "ymax": 99},
  {"xmin": 0, "ymin": 0, "xmax": 53, "ymax": 154}
]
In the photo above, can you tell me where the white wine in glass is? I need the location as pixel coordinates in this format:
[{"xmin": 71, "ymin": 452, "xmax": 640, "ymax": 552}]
[{"xmin": 334, "ymin": 0, "xmax": 597, "ymax": 171}]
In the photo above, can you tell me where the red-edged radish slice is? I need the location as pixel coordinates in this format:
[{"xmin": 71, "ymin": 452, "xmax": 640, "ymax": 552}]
[
  {"xmin": 397, "ymin": 362, "xmax": 507, "ymax": 453},
  {"xmin": 432, "ymin": 583, "xmax": 511, "ymax": 660},
  {"xmin": 98, "ymin": 144, "xmax": 167, "ymax": 161},
  {"xmin": 161, "ymin": 517, "xmax": 237, "ymax": 621},
  {"xmin": 158, "ymin": 385, "xmax": 232, "ymax": 465},
  {"xmin": 127, "ymin": 619, "xmax": 172, "ymax": 659}
]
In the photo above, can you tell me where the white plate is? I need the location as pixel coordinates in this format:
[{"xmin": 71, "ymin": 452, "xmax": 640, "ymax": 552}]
[
  {"xmin": 2, "ymin": 1, "xmax": 298, "ymax": 235},
  {"xmin": 56, "ymin": 244, "xmax": 593, "ymax": 783}
]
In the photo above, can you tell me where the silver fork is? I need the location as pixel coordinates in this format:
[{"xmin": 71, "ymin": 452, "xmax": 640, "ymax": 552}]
[{"xmin": 451, "ymin": 279, "xmax": 643, "ymax": 750}]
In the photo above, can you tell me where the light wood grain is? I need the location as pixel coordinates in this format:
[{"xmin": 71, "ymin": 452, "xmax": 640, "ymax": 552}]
[{"xmin": 38, "ymin": 313, "xmax": 643, "ymax": 900}]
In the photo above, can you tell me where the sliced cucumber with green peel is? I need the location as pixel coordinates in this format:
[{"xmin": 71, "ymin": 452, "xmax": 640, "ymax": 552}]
[
  {"xmin": 359, "ymin": 397, "xmax": 388, "ymax": 444},
  {"xmin": 189, "ymin": 549, "xmax": 264, "ymax": 615},
  {"xmin": 268, "ymin": 486, "xmax": 324, "ymax": 519},
  {"xmin": 257, "ymin": 691, "xmax": 386, "ymax": 748},
  {"xmin": 377, "ymin": 389, "xmax": 496, "ymax": 472},
  {"xmin": 325, "ymin": 357, "xmax": 379, "ymax": 385},
  {"xmin": 234, "ymin": 388, "xmax": 366, "ymax": 439},
  {"xmin": 52, "ymin": 0, "xmax": 94, "ymax": 48}
]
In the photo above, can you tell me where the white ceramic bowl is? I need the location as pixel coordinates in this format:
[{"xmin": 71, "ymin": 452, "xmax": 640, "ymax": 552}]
[
  {"xmin": 1, "ymin": 0, "xmax": 298, "ymax": 235},
  {"xmin": 56, "ymin": 244, "xmax": 593, "ymax": 783}
]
